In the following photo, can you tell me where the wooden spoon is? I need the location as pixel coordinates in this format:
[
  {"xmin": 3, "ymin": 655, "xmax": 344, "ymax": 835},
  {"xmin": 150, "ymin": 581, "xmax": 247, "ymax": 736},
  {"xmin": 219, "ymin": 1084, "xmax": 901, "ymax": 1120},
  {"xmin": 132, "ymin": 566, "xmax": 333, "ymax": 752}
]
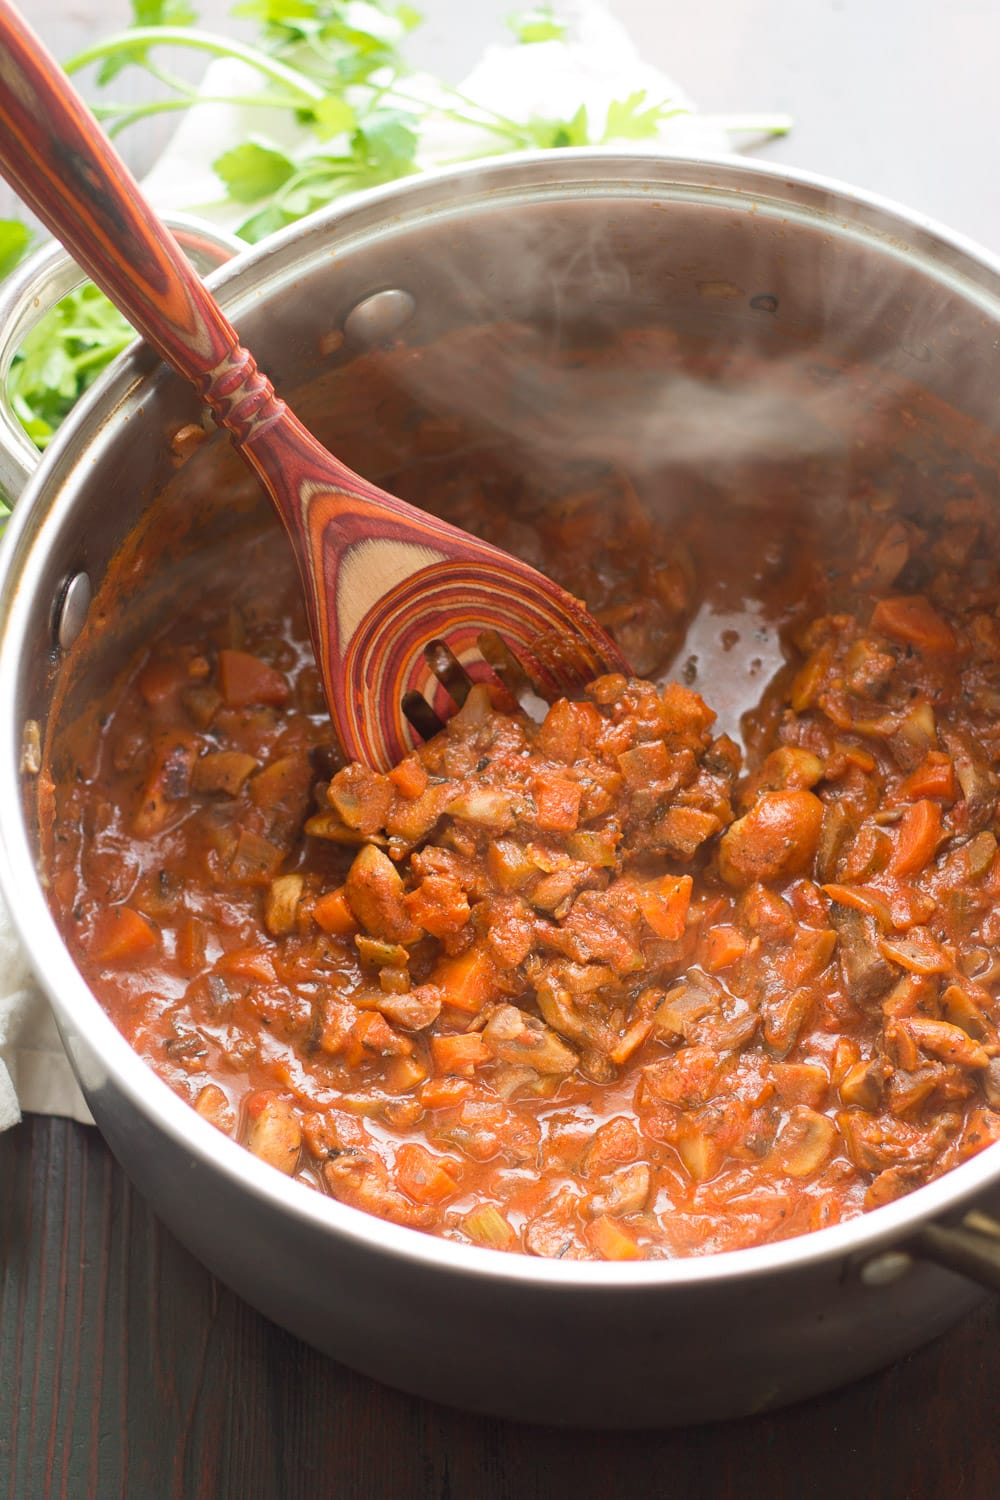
[{"xmin": 0, "ymin": 2, "xmax": 629, "ymax": 769}]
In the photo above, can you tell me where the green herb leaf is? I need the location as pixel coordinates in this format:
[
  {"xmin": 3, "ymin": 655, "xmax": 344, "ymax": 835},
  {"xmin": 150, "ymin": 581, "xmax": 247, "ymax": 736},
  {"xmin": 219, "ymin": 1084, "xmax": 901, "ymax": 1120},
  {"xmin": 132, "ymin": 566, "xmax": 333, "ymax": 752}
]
[
  {"xmin": 236, "ymin": 202, "xmax": 299, "ymax": 242},
  {"xmin": 213, "ymin": 140, "xmax": 296, "ymax": 202},
  {"xmin": 602, "ymin": 90, "xmax": 682, "ymax": 142},
  {"xmin": 354, "ymin": 108, "xmax": 418, "ymax": 172},
  {"xmin": 97, "ymin": 0, "xmax": 199, "ymax": 81},
  {"xmin": 335, "ymin": 1, "xmax": 406, "ymax": 46},
  {"xmin": 519, "ymin": 102, "xmax": 590, "ymax": 150},
  {"xmin": 509, "ymin": 6, "xmax": 567, "ymax": 43},
  {"xmin": 95, "ymin": 37, "xmax": 149, "ymax": 86},
  {"xmin": 312, "ymin": 94, "xmax": 356, "ymax": 140},
  {"xmin": 394, "ymin": 4, "xmax": 423, "ymax": 32},
  {"xmin": 132, "ymin": 0, "xmax": 198, "ymax": 25},
  {"xmin": 0, "ymin": 220, "xmax": 32, "ymax": 280},
  {"xmin": 230, "ymin": 0, "xmax": 316, "ymax": 20},
  {"xmin": 8, "ymin": 285, "xmax": 133, "ymax": 450}
]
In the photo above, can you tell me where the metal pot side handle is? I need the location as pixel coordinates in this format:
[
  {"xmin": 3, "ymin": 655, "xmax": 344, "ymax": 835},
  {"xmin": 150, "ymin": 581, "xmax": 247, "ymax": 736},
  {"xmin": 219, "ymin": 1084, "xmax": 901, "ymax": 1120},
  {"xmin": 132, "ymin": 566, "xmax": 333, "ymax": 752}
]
[
  {"xmin": 0, "ymin": 212, "xmax": 243, "ymax": 506},
  {"xmin": 906, "ymin": 1210, "xmax": 1000, "ymax": 1295}
]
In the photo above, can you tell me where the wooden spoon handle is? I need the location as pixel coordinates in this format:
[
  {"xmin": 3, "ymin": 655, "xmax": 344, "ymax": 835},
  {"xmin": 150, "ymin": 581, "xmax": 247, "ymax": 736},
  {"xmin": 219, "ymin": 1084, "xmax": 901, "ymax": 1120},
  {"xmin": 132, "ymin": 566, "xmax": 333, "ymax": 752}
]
[{"xmin": 0, "ymin": 1, "xmax": 282, "ymax": 436}]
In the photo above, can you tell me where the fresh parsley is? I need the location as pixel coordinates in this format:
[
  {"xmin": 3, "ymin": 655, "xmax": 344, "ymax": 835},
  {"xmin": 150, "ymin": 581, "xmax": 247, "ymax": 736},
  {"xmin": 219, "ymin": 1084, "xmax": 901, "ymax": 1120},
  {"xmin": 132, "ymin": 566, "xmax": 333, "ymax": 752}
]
[
  {"xmin": 0, "ymin": 219, "xmax": 32, "ymax": 280},
  {"xmin": 7, "ymin": 286, "xmax": 134, "ymax": 449}
]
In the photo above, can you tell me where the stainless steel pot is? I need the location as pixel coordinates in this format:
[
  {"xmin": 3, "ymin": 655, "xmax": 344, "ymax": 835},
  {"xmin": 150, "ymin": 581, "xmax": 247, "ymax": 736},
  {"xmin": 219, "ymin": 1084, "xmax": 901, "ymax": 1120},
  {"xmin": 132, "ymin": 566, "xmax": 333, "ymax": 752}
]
[{"xmin": 4, "ymin": 152, "xmax": 1000, "ymax": 1429}]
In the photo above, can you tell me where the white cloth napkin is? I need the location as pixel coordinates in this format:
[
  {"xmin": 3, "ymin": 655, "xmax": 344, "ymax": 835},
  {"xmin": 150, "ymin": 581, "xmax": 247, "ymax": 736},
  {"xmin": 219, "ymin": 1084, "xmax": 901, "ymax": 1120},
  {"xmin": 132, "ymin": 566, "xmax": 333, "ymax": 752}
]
[{"xmin": 0, "ymin": 0, "xmax": 768, "ymax": 1131}]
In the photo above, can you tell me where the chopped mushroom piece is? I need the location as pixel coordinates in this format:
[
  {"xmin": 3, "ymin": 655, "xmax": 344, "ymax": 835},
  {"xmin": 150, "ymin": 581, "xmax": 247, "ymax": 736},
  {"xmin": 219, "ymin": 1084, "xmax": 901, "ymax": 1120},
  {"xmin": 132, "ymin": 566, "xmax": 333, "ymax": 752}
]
[
  {"xmin": 264, "ymin": 873, "xmax": 304, "ymax": 936},
  {"xmin": 244, "ymin": 1093, "xmax": 301, "ymax": 1174},
  {"xmin": 772, "ymin": 1107, "xmax": 838, "ymax": 1178},
  {"xmin": 718, "ymin": 790, "xmax": 824, "ymax": 887},
  {"xmin": 345, "ymin": 844, "xmax": 422, "ymax": 943},
  {"xmin": 192, "ymin": 750, "xmax": 259, "ymax": 796},
  {"xmin": 483, "ymin": 1005, "xmax": 579, "ymax": 1074},
  {"xmin": 829, "ymin": 903, "xmax": 898, "ymax": 1003},
  {"xmin": 194, "ymin": 1083, "xmax": 235, "ymax": 1134},
  {"xmin": 586, "ymin": 1163, "xmax": 651, "ymax": 1218}
]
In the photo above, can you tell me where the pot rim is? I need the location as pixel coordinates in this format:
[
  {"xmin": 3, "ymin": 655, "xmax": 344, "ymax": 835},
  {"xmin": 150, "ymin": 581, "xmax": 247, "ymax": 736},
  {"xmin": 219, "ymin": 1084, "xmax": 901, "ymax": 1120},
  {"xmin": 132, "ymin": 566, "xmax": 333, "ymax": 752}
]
[{"xmin": 4, "ymin": 145, "xmax": 1000, "ymax": 1291}]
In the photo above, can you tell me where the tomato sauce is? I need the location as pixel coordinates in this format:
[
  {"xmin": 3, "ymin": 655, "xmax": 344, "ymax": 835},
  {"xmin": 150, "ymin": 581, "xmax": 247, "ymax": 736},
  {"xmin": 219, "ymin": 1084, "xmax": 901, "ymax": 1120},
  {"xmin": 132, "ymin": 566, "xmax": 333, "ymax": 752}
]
[{"xmin": 45, "ymin": 326, "xmax": 1000, "ymax": 1260}]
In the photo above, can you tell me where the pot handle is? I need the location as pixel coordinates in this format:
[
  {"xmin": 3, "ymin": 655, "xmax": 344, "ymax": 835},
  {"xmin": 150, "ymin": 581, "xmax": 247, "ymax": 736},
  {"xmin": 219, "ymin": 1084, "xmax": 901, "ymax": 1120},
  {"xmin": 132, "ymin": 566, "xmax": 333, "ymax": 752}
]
[
  {"xmin": 0, "ymin": 212, "xmax": 242, "ymax": 505},
  {"xmin": 907, "ymin": 1209, "xmax": 1000, "ymax": 1294}
]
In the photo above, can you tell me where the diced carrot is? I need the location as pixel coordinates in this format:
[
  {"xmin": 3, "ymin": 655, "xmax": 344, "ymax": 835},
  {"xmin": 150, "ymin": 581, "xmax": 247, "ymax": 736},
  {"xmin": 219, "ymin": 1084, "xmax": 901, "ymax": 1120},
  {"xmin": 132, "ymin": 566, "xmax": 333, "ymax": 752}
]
[
  {"xmin": 388, "ymin": 756, "xmax": 429, "ymax": 800},
  {"xmin": 617, "ymin": 740, "xmax": 671, "ymax": 784},
  {"xmin": 217, "ymin": 649, "xmax": 289, "ymax": 708},
  {"xmin": 346, "ymin": 1010, "xmax": 413, "ymax": 1063},
  {"xmin": 136, "ymin": 657, "xmax": 185, "ymax": 707},
  {"xmin": 92, "ymin": 905, "xmax": 157, "ymax": 963},
  {"xmin": 418, "ymin": 1076, "xmax": 474, "ymax": 1109},
  {"xmin": 636, "ymin": 873, "xmax": 692, "ymax": 941},
  {"xmin": 535, "ymin": 698, "xmax": 602, "ymax": 761},
  {"xmin": 487, "ymin": 839, "xmax": 536, "ymax": 891},
  {"xmin": 175, "ymin": 913, "xmax": 205, "ymax": 971},
  {"xmin": 312, "ymin": 887, "xmax": 357, "ymax": 936},
  {"xmin": 871, "ymin": 595, "xmax": 957, "ymax": 654},
  {"xmin": 890, "ymin": 799, "xmax": 942, "ymax": 878},
  {"xmin": 404, "ymin": 875, "xmax": 471, "ymax": 939},
  {"xmin": 702, "ymin": 923, "xmax": 747, "ymax": 971},
  {"xmin": 831, "ymin": 740, "xmax": 876, "ymax": 774},
  {"xmin": 216, "ymin": 948, "xmax": 275, "ymax": 983},
  {"xmin": 609, "ymin": 1015, "xmax": 655, "ymax": 1066},
  {"xmin": 430, "ymin": 944, "xmax": 498, "ymax": 1014},
  {"xmin": 786, "ymin": 926, "xmax": 837, "ymax": 984},
  {"xmin": 659, "ymin": 681, "xmax": 716, "ymax": 736},
  {"xmin": 821, "ymin": 882, "xmax": 892, "ymax": 924},
  {"xmin": 384, "ymin": 1055, "xmax": 429, "ymax": 1093},
  {"xmin": 531, "ymin": 772, "xmax": 583, "ymax": 832},
  {"xmin": 897, "ymin": 753, "xmax": 956, "ymax": 802},
  {"xmin": 395, "ymin": 1142, "xmax": 461, "ymax": 1205},
  {"xmin": 585, "ymin": 1214, "xmax": 643, "ymax": 1261},
  {"xmin": 430, "ymin": 1032, "xmax": 491, "ymax": 1076}
]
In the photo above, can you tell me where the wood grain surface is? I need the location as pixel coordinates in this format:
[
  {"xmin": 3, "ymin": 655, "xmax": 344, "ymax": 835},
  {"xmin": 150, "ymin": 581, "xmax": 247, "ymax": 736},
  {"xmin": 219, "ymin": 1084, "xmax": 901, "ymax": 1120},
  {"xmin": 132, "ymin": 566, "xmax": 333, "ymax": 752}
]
[
  {"xmin": 5, "ymin": 3, "xmax": 1000, "ymax": 1497},
  {"xmin": 4, "ymin": 1113, "xmax": 1000, "ymax": 1500}
]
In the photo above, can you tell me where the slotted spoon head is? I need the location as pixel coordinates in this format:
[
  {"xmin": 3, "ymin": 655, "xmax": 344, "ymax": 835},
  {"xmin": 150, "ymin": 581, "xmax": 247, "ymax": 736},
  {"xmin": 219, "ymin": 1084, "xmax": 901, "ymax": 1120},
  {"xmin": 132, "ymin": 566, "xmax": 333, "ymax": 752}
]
[
  {"xmin": 235, "ymin": 415, "xmax": 631, "ymax": 768},
  {"xmin": 0, "ymin": 0, "xmax": 631, "ymax": 770}
]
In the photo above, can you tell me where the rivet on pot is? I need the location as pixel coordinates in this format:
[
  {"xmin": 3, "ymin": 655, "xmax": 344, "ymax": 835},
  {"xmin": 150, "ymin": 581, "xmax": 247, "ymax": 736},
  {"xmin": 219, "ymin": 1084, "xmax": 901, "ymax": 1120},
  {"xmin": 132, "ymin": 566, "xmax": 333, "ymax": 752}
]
[
  {"xmin": 859, "ymin": 1250, "xmax": 914, "ymax": 1287},
  {"xmin": 54, "ymin": 571, "xmax": 92, "ymax": 651},
  {"xmin": 344, "ymin": 289, "xmax": 416, "ymax": 345}
]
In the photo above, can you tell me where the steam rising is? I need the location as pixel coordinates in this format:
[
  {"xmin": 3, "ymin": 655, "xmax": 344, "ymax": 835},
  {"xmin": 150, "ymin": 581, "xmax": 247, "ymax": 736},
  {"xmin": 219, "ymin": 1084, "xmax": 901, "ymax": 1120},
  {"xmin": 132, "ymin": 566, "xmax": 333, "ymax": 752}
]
[
  {"xmin": 328, "ymin": 191, "xmax": 1000, "ymax": 504},
  {"xmin": 295, "ymin": 183, "xmax": 1000, "ymax": 738}
]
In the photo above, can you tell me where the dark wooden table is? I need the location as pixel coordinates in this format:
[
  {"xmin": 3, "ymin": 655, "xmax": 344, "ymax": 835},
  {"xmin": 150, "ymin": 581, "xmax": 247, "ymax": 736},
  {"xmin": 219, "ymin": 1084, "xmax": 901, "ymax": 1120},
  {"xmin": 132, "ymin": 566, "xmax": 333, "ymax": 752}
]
[{"xmin": 5, "ymin": 4, "xmax": 1000, "ymax": 1496}]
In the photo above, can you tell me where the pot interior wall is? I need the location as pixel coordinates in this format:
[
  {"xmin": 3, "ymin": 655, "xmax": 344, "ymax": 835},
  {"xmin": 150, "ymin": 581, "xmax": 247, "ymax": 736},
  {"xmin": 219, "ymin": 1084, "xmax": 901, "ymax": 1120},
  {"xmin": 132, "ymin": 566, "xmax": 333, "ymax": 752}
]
[{"xmin": 44, "ymin": 187, "xmax": 1000, "ymax": 784}]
